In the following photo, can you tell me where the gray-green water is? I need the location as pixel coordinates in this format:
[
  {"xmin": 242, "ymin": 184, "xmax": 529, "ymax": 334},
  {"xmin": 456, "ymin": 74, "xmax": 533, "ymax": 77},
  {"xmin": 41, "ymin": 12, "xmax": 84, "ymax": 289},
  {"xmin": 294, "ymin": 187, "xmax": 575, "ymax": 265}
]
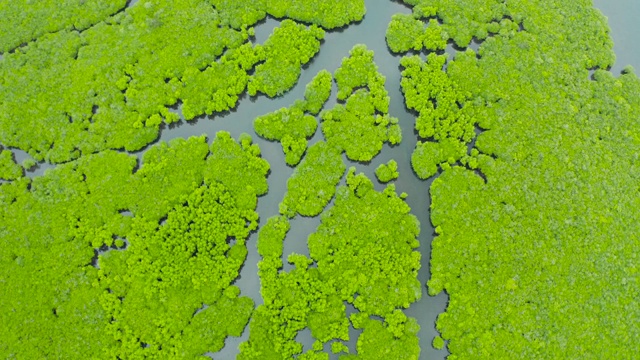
[
  {"xmin": 160, "ymin": 1, "xmax": 450, "ymax": 357},
  {"xmin": 6, "ymin": 1, "xmax": 639, "ymax": 358},
  {"xmin": 593, "ymin": 0, "xmax": 640, "ymax": 74}
]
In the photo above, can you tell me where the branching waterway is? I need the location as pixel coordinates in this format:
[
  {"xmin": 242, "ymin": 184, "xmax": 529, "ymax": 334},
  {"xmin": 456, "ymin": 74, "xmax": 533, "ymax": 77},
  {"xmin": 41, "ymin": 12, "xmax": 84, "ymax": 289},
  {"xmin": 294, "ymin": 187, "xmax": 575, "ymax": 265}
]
[
  {"xmin": 5, "ymin": 0, "xmax": 638, "ymax": 358},
  {"xmin": 147, "ymin": 1, "xmax": 451, "ymax": 357}
]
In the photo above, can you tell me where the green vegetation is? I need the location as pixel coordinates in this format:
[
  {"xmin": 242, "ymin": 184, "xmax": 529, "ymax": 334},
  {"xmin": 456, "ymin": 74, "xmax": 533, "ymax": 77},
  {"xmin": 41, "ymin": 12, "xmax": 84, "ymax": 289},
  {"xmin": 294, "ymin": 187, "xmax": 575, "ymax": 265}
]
[
  {"xmin": 331, "ymin": 341, "xmax": 349, "ymax": 354},
  {"xmin": 241, "ymin": 169, "xmax": 422, "ymax": 359},
  {"xmin": 253, "ymin": 70, "xmax": 332, "ymax": 166},
  {"xmin": 0, "ymin": 149, "xmax": 22, "ymax": 180},
  {"xmin": 391, "ymin": 0, "xmax": 640, "ymax": 357},
  {"xmin": 0, "ymin": 0, "xmax": 351, "ymax": 164},
  {"xmin": 1, "ymin": 1, "xmax": 384, "ymax": 357},
  {"xmin": 193, "ymin": 0, "xmax": 366, "ymax": 31},
  {"xmin": 386, "ymin": 14, "xmax": 425, "ymax": 53},
  {"xmin": 267, "ymin": 0, "xmax": 366, "ymax": 30},
  {"xmin": 400, "ymin": 53, "xmax": 474, "ymax": 179},
  {"xmin": 4, "ymin": 0, "xmax": 640, "ymax": 357},
  {"xmin": 248, "ymin": 49, "xmax": 421, "ymax": 358},
  {"xmin": 279, "ymin": 141, "xmax": 345, "ymax": 218},
  {"xmin": 20, "ymin": 158, "xmax": 37, "ymax": 172},
  {"xmin": 1, "ymin": 0, "xmax": 244, "ymax": 162},
  {"xmin": 179, "ymin": 43, "xmax": 259, "ymax": 121},
  {"xmin": 0, "ymin": 133, "xmax": 268, "ymax": 358},
  {"xmin": 432, "ymin": 336, "xmax": 445, "ymax": 350},
  {"xmin": 304, "ymin": 70, "xmax": 334, "ymax": 115},
  {"xmin": 322, "ymin": 45, "xmax": 402, "ymax": 162},
  {"xmin": 309, "ymin": 168, "xmax": 422, "ymax": 316},
  {"xmin": 205, "ymin": 131, "xmax": 270, "ymax": 204},
  {"xmin": 248, "ymin": 20, "xmax": 325, "ymax": 98},
  {"xmin": 99, "ymin": 183, "xmax": 255, "ymax": 358},
  {"xmin": 0, "ymin": 0, "xmax": 127, "ymax": 53},
  {"xmin": 386, "ymin": 14, "xmax": 447, "ymax": 53},
  {"xmin": 341, "ymin": 316, "xmax": 420, "ymax": 360},
  {"xmin": 411, "ymin": 137, "xmax": 467, "ymax": 179},
  {"xmin": 375, "ymin": 159, "xmax": 399, "ymax": 183},
  {"xmin": 254, "ymin": 101, "xmax": 317, "ymax": 166}
]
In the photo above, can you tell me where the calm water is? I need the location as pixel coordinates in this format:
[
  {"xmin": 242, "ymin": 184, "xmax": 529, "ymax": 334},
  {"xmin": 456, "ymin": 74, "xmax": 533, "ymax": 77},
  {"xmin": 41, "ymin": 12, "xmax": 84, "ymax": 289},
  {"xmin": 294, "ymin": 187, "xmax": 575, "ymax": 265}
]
[
  {"xmin": 5, "ymin": 1, "xmax": 639, "ymax": 359},
  {"xmin": 592, "ymin": 0, "xmax": 640, "ymax": 74},
  {"xmin": 176, "ymin": 1, "xmax": 450, "ymax": 357}
]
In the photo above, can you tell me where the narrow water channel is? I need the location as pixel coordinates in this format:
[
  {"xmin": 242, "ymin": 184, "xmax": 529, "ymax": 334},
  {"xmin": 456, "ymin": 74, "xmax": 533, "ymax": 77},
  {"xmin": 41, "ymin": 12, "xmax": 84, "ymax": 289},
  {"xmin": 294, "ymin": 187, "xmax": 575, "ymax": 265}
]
[
  {"xmin": 4, "ymin": 1, "xmax": 638, "ymax": 359},
  {"xmin": 186, "ymin": 0, "xmax": 451, "ymax": 357}
]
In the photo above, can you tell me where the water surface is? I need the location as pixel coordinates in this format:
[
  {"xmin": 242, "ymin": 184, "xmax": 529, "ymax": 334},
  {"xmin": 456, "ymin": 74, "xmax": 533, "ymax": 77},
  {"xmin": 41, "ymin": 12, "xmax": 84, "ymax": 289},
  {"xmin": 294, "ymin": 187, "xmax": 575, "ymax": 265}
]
[
  {"xmin": 5, "ymin": 1, "xmax": 639, "ymax": 358},
  {"xmin": 593, "ymin": 0, "xmax": 640, "ymax": 74}
]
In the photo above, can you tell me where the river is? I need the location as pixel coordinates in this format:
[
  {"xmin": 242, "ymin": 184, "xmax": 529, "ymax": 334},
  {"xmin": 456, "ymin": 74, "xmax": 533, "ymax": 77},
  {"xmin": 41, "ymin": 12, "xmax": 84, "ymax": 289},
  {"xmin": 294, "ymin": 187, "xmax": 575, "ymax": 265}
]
[{"xmin": 6, "ymin": 0, "xmax": 639, "ymax": 358}]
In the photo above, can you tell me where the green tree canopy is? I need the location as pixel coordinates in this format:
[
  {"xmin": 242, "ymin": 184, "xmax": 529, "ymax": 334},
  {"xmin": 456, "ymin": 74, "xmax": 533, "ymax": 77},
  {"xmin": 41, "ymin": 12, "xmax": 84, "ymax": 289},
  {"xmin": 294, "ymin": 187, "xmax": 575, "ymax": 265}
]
[
  {"xmin": 375, "ymin": 159, "xmax": 399, "ymax": 183},
  {"xmin": 322, "ymin": 45, "xmax": 402, "ymax": 162},
  {"xmin": 279, "ymin": 141, "xmax": 345, "ymax": 218}
]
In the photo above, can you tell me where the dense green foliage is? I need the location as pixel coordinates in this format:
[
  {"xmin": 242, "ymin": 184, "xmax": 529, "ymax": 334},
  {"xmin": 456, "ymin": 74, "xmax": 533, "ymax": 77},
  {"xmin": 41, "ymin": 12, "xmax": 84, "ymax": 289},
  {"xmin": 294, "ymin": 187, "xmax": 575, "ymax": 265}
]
[
  {"xmin": 0, "ymin": 0, "xmax": 365, "ymax": 55},
  {"xmin": 205, "ymin": 132, "xmax": 271, "ymax": 203},
  {"xmin": 322, "ymin": 45, "xmax": 402, "ymax": 162},
  {"xmin": 341, "ymin": 316, "xmax": 420, "ymax": 360},
  {"xmin": 254, "ymin": 101, "xmax": 317, "ymax": 166},
  {"xmin": 248, "ymin": 20, "xmax": 325, "ymax": 98},
  {"xmin": 247, "ymin": 49, "xmax": 422, "ymax": 358},
  {"xmin": 4, "ymin": 0, "xmax": 640, "ymax": 357},
  {"xmin": 309, "ymin": 169, "xmax": 422, "ymax": 316},
  {"xmin": 400, "ymin": 53, "xmax": 474, "ymax": 179},
  {"xmin": 0, "ymin": 0, "xmax": 127, "ymax": 53},
  {"xmin": 99, "ymin": 183, "xmax": 255, "ymax": 358},
  {"xmin": 266, "ymin": 0, "xmax": 366, "ymax": 30},
  {"xmin": 392, "ymin": 0, "xmax": 640, "ymax": 357},
  {"xmin": 241, "ymin": 169, "xmax": 422, "ymax": 359},
  {"xmin": 0, "ymin": 0, "xmax": 352, "ymax": 164},
  {"xmin": 386, "ymin": 14, "xmax": 425, "ymax": 53},
  {"xmin": 253, "ymin": 70, "xmax": 332, "ymax": 165},
  {"xmin": 0, "ymin": 133, "xmax": 268, "ymax": 358},
  {"xmin": 1, "ymin": 0, "xmax": 242, "ymax": 162},
  {"xmin": 0, "ymin": 1, "xmax": 382, "ymax": 357},
  {"xmin": 386, "ymin": 14, "xmax": 447, "ymax": 53},
  {"xmin": 432, "ymin": 336, "xmax": 445, "ymax": 350},
  {"xmin": 0, "ymin": 149, "xmax": 23, "ymax": 181},
  {"xmin": 304, "ymin": 70, "xmax": 334, "ymax": 115},
  {"xmin": 375, "ymin": 159, "xmax": 399, "ymax": 183},
  {"xmin": 279, "ymin": 141, "xmax": 345, "ymax": 218},
  {"xmin": 203, "ymin": 0, "xmax": 366, "ymax": 30},
  {"xmin": 411, "ymin": 137, "xmax": 467, "ymax": 179}
]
